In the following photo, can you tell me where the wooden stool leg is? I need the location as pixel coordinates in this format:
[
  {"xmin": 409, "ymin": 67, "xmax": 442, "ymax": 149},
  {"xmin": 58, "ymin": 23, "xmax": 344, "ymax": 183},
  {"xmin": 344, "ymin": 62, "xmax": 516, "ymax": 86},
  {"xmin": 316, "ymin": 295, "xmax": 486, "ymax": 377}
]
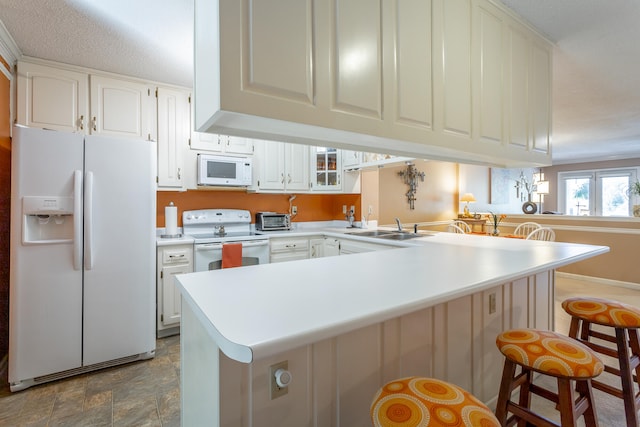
[
  {"xmin": 616, "ymin": 328, "xmax": 639, "ymax": 427},
  {"xmin": 576, "ymin": 379, "xmax": 599, "ymax": 427},
  {"xmin": 517, "ymin": 369, "xmax": 533, "ymax": 427},
  {"xmin": 557, "ymin": 378, "xmax": 578, "ymax": 427},
  {"xmin": 568, "ymin": 316, "xmax": 581, "ymax": 339},
  {"xmin": 496, "ymin": 358, "xmax": 516, "ymax": 424}
]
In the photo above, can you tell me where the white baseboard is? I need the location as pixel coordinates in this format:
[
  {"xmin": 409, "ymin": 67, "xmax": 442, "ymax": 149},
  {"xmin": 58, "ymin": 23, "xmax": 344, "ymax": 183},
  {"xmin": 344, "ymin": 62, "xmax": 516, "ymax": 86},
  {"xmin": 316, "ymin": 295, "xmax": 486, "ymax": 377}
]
[{"xmin": 556, "ymin": 271, "xmax": 640, "ymax": 290}]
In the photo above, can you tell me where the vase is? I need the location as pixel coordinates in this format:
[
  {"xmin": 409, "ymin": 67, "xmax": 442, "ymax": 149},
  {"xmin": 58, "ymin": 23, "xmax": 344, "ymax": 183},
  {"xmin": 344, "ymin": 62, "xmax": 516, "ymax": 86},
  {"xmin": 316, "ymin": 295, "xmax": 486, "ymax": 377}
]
[{"xmin": 491, "ymin": 226, "xmax": 500, "ymax": 236}]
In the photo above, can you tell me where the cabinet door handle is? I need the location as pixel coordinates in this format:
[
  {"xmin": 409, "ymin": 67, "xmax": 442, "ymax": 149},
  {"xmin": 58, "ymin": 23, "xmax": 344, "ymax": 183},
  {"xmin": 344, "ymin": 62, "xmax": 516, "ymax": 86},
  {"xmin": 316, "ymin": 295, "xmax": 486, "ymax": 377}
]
[
  {"xmin": 280, "ymin": 173, "xmax": 285, "ymax": 184},
  {"xmin": 91, "ymin": 116, "xmax": 97, "ymax": 131},
  {"xmin": 78, "ymin": 115, "xmax": 84, "ymax": 130},
  {"xmin": 177, "ymin": 168, "xmax": 181, "ymax": 179},
  {"xmin": 288, "ymin": 173, "xmax": 292, "ymax": 183}
]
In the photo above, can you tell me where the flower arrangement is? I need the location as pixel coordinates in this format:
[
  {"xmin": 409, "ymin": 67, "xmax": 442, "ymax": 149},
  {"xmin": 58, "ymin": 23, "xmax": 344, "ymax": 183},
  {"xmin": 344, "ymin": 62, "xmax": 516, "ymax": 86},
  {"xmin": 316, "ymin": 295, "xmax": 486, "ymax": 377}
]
[{"xmin": 487, "ymin": 212, "xmax": 506, "ymax": 235}]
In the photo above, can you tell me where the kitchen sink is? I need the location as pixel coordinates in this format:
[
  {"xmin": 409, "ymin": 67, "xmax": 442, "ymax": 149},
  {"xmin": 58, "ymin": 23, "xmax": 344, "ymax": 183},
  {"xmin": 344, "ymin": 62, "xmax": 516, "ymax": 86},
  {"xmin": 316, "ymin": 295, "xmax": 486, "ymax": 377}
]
[
  {"xmin": 345, "ymin": 230, "xmax": 395, "ymax": 237},
  {"xmin": 345, "ymin": 230, "xmax": 426, "ymax": 240},
  {"xmin": 375, "ymin": 232, "xmax": 423, "ymax": 241}
]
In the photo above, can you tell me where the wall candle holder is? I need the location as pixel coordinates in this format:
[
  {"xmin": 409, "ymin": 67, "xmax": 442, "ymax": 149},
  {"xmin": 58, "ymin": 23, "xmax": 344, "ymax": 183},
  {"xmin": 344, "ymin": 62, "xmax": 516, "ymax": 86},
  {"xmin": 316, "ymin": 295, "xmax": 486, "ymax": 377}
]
[{"xmin": 397, "ymin": 163, "xmax": 425, "ymax": 210}]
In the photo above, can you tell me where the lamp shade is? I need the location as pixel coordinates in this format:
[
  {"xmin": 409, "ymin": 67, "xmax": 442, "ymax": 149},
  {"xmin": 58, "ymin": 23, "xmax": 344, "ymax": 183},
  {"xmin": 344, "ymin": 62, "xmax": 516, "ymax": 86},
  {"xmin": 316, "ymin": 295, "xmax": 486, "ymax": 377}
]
[
  {"xmin": 535, "ymin": 181, "xmax": 549, "ymax": 195},
  {"xmin": 460, "ymin": 193, "xmax": 476, "ymax": 203}
]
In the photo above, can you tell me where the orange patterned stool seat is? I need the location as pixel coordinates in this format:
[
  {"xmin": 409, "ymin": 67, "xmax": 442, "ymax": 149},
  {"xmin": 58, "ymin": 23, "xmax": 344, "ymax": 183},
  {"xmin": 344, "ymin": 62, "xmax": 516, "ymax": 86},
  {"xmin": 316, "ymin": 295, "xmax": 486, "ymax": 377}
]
[
  {"xmin": 562, "ymin": 297, "xmax": 640, "ymax": 427},
  {"xmin": 495, "ymin": 328, "xmax": 603, "ymax": 427},
  {"xmin": 370, "ymin": 376, "xmax": 500, "ymax": 427}
]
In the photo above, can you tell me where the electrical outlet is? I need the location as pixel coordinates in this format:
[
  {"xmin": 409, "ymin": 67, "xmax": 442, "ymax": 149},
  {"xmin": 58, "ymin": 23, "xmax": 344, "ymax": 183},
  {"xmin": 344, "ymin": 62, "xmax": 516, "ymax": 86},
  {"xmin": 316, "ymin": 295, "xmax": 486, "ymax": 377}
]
[
  {"xmin": 269, "ymin": 361, "xmax": 289, "ymax": 400},
  {"xmin": 368, "ymin": 205, "xmax": 373, "ymax": 215},
  {"xmin": 342, "ymin": 205, "xmax": 347, "ymax": 214},
  {"xmin": 489, "ymin": 293, "xmax": 496, "ymax": 314},
  {"xmin": 350, "ymin": 205, "xmax": 355, "ymax": 213},
  {"xmin": 291, "ymin": 206, "xmax": 298, "ymax": 215}
]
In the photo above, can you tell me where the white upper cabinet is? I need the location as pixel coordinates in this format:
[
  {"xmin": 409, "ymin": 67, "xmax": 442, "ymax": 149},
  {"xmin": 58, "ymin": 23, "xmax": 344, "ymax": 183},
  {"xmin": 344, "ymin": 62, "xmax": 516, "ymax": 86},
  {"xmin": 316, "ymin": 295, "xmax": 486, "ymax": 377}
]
[
  {"xmin": 310, "ymin": 147, "xmax": 341, "ymax": 191},
  {"xmin": 191, "ymin": 133, "xmax": 254, "ymax": 155},
  {"xmin": 17, "ymin": 60, "xmax": 157, "ymax": 141},
  {"xmin": 89, "ymin": 75, "xmax": 156, "ymax": 140},
  {"xmin": 194, "ymin": 0, "xmax": 552, "ymax": 167},
  {"xmin": 157, "ymin": 87, "xmax": 190, "ymax": 189},
  {"xmin": 253, "ymin": 140, "xmax": 309, "ymax": 192},
  {"xmin": 17, "ymin": 61, "xmax": 89, "ymax": 133}
]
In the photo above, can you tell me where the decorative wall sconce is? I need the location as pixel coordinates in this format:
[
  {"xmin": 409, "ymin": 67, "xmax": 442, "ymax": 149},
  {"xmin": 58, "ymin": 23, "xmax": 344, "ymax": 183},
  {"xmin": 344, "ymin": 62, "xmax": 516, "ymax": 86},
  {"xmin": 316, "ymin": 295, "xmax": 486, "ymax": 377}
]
[{"xmin": 397, "ymin": 163, "xmax": 425, "ymax": 210}]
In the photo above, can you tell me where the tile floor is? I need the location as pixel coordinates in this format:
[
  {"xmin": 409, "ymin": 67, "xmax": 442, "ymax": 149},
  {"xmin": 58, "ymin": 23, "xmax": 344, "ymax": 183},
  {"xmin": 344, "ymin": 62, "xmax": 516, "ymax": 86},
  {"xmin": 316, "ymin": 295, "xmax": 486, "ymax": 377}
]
[
  {"xmin": 0, "ymin": 275, "xmax": 638, "ymax": 426},
  {"xmin": 0, "ymin": 335, "xmax": 180, "ymax": 426}
]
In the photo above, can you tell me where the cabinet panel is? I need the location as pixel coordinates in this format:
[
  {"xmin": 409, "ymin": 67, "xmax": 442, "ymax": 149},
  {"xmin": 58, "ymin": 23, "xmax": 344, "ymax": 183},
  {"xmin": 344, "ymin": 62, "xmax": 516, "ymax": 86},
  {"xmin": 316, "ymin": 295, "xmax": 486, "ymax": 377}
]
[
  {"xmin": 476, "ymin": 4, "xmax": 504, "ymax": 144},
  {"xmin": 162, "ymin": 264, "xmax": 189, "ymax": 326},
  {"xmin": 331, "ymin": 0, "xmax": 382, "ymax": 118},
  {"xmin": 393, "ymin": 0, "xmax": 433, "ymax": 129},
  {"xmin": 17, "ymin": 62, "xmax": 89, "ymax": 132},
  {"xmin": 437, "ymin": 0, "xmax": 472, "ymax": 137},
  {"xmin": 257, "ymin": 140, "xmax": 286, "ymax": 190},
  {"xmin": 506, "ymin": 25, "xmax": 529, "ymax": 149},
  {"xmin": 157, "ymin": 88, "xmax": 189, "ymax": 188},
  {"xmin": 531, "ymin": 42, "xmax": 551, "ymax": 154},
  {"xmin": 90, "ymin": 75, "xmax": 154, "ymax": 139},
  {"xmin": 244, "ymin": 0, "xmax": 314, "ymax": 104},
  {"xmin": 284, "ymin": 143, "xmax": 310, "ymax": 191}
]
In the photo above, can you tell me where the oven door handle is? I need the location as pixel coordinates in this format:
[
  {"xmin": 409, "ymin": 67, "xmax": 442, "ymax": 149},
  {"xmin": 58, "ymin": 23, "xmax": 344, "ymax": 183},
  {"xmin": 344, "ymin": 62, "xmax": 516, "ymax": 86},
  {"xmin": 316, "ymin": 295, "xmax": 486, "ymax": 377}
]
[
  {"xmin": 242, "ymin": 240, "xmax": 269, "ymax": 247},
  {"xmin": 195, "ymin": 243, "xmax": 223, "ymax": 251}
]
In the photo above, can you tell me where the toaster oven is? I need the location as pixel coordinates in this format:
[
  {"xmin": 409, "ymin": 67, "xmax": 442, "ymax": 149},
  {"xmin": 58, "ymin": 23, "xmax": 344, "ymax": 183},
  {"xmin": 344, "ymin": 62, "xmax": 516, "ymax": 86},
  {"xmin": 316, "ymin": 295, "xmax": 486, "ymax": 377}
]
[{"xmin": 255, "ymin": 212, "xmax": 291, "ymax": 231}]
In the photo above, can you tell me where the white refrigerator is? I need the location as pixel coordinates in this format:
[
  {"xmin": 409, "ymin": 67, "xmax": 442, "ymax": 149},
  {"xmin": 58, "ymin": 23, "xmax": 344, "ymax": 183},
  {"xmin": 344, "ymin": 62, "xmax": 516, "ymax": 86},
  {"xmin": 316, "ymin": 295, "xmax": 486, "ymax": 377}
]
[{"xmin": 9, "ymin": 125, "xmax": 156, "ymax": 391}]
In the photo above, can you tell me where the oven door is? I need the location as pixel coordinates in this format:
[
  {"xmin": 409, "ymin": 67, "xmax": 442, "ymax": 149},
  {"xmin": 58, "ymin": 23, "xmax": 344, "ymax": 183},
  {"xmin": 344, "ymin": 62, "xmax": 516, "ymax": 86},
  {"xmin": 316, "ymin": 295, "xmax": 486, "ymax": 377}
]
[{"xmin": 194, "ymin": 239, "xmax": 269, "ymax": 272}]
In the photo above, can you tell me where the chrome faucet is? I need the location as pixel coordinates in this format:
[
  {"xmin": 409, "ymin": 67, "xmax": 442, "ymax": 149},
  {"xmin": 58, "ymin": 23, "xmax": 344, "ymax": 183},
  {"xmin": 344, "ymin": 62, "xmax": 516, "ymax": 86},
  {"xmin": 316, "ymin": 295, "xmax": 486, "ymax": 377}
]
[
  {"xmin": 346, "ymin": 208, "xmax": 355, "ymax": 228},
  {"xmin": 395, "ymin": 217, "xmax": 403, "ymax": 232}
]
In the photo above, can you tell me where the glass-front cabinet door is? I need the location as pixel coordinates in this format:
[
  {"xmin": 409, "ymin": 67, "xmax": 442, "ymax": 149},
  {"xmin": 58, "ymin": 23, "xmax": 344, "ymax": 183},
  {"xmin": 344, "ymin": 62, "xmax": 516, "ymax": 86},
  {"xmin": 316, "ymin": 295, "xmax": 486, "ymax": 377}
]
[{"xmin": 311, "ymin": 147, "xmax": 341, "ymax": 191}]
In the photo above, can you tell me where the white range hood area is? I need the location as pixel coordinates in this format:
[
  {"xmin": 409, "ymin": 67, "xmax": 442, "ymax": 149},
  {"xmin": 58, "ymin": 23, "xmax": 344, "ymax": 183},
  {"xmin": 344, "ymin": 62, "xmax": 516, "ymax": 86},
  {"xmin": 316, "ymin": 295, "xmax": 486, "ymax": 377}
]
[{"xmin": 194, "ymin": 0, "xmax": 553, "ymax": 168}]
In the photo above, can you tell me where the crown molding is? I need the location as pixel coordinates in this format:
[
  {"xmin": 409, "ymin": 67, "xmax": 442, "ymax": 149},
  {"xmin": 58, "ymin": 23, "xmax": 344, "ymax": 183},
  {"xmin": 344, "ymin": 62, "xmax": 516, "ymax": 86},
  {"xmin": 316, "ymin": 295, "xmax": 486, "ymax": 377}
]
[{"xmin": 0, "ymin": 18, "xmax": 21, "ymax": 67}]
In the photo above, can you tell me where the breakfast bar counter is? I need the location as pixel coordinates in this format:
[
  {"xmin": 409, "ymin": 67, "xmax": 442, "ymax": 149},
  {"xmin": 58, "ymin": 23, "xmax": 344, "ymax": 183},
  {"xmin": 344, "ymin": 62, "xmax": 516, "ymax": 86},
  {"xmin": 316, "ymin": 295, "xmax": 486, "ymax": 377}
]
[{"xmin": 176, "ymin": 233, "xmax": 608, "ymax": 427}]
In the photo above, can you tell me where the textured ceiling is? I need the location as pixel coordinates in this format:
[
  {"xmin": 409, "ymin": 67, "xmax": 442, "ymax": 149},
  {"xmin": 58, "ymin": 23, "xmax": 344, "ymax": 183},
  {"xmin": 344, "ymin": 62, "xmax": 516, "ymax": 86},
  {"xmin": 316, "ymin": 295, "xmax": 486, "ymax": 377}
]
[
  {"xmin": 0, "ymin": 0, "xmax": 193, "ymax": 88},
  {"xmin": 1, "ymin": 0, "xmax": 639, "ymax": 165}
]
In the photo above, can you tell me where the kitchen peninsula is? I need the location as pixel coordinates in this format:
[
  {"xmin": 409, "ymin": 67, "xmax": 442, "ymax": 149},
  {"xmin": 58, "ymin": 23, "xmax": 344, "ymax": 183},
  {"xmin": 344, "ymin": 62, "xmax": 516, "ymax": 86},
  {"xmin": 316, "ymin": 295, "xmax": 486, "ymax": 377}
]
[{"xmin": 176, "ymin": 232, "xmax": 608, "ymax": 427}]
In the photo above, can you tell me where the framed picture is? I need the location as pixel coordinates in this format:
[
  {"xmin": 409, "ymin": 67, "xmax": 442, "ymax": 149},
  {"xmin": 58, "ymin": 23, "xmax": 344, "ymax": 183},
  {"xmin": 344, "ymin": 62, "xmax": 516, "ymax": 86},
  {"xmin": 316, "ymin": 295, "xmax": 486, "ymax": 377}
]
[{"xmin": 490, "ymin": 168, "xmax": 510, "ymax": 204}]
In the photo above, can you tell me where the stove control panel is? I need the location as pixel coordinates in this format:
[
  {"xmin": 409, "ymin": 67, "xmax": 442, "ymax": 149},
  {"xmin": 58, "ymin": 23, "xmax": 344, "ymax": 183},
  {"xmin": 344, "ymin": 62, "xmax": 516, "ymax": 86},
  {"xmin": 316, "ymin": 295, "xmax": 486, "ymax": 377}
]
[{"xmin": 183, "ymin": 209, "xmax": 251, "ymax": 225}]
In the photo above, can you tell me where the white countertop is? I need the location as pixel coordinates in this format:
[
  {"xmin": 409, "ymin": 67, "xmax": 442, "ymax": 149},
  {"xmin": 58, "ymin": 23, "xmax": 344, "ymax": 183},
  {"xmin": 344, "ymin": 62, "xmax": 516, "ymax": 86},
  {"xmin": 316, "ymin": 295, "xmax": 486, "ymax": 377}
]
[{"xmin": 176, "ymin": 232, "xmax": 609, "ymax": 363}]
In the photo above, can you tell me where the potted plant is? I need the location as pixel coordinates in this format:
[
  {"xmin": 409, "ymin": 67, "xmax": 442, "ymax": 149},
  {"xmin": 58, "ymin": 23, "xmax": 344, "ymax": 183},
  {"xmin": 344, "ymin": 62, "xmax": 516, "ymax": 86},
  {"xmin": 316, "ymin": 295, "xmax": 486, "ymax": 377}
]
[{"xmin": 630, "ymin": 181, "xmax": 640, "ymax": 217}]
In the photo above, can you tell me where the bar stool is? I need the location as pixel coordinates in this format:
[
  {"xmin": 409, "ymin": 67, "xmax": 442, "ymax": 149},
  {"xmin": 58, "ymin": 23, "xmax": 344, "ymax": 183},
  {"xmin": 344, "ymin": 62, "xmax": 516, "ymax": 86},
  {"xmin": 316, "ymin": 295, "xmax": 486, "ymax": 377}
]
[
  {"xmin": 562, "ymin": 297, "xmax": 640, "ymax": 427},
  {"xmin": 370, "ymin": 376, "xmax": 500, "ymax": 426},
  {"xmin": 495, "ymin": 328, "xmax": 604, "ymax": 427}
]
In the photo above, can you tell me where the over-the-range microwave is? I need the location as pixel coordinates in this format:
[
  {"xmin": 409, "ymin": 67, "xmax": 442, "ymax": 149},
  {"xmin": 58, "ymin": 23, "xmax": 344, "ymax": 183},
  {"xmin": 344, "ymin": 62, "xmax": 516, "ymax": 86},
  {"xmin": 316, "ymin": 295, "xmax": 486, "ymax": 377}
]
[{"xmin": 197, "ymin": 154, "xmax": 252, "ymax": 187}]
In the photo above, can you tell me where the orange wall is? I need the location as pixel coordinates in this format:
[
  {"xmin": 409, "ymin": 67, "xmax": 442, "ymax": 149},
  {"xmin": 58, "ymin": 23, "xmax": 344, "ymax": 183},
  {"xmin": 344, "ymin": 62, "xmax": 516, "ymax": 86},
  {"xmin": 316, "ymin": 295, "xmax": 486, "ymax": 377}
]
[
  {"xmin": 157, "ymin": 191, "xmax": 361, "ymax": 227},
  {"xmin": 0, "ymin": 54, "xmax": 12, "ymax": 361}
]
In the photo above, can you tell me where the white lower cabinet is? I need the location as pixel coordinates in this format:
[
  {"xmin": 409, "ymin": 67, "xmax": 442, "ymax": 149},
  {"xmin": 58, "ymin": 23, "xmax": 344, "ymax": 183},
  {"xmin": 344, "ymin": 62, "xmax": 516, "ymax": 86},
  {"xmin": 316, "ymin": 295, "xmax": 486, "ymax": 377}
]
[
  {"xmin": 157, "ymin": 244, "xmax": 193, "ymax": 337},
  {"xmin": 339, "ymin": 239, "xmax": 394, "ymax": 255},
  {"xmin": 323, "ymin": 238, "xmax": 341, "ymax": 257},
  {"xmin": 269, "ymin": 237, "xmax": 310, "ymax": 263}
]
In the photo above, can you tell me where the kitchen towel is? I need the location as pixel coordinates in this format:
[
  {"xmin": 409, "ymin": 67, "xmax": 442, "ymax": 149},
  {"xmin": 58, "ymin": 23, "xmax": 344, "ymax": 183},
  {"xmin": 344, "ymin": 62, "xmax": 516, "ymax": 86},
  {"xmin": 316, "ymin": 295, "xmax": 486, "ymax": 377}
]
[
  {"xmin": 222, "ymin": 243, "xmax": 243, "ymax": 268},
  {"xmin": 165, "ymin": 202, "xmax": 178, "ymax": 236}
]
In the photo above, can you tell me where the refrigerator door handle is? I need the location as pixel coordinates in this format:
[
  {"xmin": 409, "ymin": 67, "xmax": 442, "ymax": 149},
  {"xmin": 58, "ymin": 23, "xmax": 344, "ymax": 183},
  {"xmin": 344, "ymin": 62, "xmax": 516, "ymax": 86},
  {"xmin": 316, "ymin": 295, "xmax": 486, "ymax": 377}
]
[
  {"xmin": 73, "ymin": 170, "xmax": 83, "ymax": 270},
  {"xmin": 84, "ymin": 171, "xmax": 94, "ymax": 270}
]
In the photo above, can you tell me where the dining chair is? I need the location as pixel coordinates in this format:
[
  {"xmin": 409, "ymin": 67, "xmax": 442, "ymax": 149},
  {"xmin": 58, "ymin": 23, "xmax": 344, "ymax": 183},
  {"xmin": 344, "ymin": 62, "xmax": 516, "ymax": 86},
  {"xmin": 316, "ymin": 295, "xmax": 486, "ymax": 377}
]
[
  {"xmin": 526, "ymin": 227, "xmax": 555, "ymax": 241},
  {"xmin": 513, "ymin": 221, "xmax": 541, "ymax": 237},
  {"xmin": 449, "ymin": 220, "xmax": 471, "ymax": 233}
]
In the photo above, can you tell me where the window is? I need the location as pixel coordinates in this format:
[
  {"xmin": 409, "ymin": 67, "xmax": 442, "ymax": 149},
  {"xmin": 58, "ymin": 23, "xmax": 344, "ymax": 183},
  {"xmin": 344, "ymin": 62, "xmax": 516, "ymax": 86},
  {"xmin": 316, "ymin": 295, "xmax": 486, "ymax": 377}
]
[{"xmin": 558, "ymin": 168, "xmax": 638, "ymax": 216}]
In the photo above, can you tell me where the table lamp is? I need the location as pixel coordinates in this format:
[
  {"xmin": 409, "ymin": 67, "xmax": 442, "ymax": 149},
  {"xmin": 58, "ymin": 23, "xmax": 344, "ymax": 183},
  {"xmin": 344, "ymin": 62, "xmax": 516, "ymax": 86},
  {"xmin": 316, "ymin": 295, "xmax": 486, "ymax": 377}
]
[
  {"xmin": 460, "ymin": 193, "xmax": 476, "ymax": 217},
  {"xmin": 535, "ymin": 181, "xmax": 549, "ymax": 212}
]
